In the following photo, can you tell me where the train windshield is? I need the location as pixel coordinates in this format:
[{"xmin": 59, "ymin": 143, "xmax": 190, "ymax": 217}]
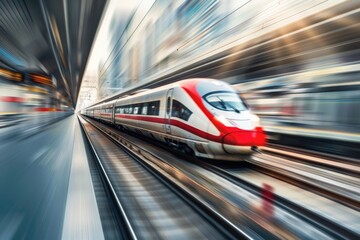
[{"xmin": 204, "ymin": 91, "xmax": 247, "ymax": 113}]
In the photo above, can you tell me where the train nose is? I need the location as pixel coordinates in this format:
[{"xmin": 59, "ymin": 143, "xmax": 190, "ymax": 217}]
[{"xmin": 222, "ymin": 128, "xmax": 266, "ymax": 154}]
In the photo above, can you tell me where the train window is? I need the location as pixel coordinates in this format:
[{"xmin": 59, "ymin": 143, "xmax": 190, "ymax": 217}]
[
  {"xmin": 115, "ymin": 101, "xmax": 160, "ymax": 115},
  {"xmin": 138, "ymin": 104, "xmax": 143, "ymax": 115},
  {"xmin": 204, "ymin": 91, "xmax": 247, "ymax": 112},
  {"xmin": 148, "ymin": 102, "xmax": 156, "ymax": 115},
  {"xmin": 133, "ymin": 105, "xmax": 139, "ymax": 114},
  {"xmin": 116, "ymin": 107, "xmax": 123, "ymax": 114},
  {"xmin": 154, "ymin": 101, "xmax": 160, "ymax": 115},
  {"xmin": 142, "ymin": 103, "xmax": 148, "ymax": 115},
  {"xmin": 148, "ymin": 101, "xmax": 160, "ymax": 115},
  {"xmin": 172, "ymin": 100, "xmax": 192, "ymax": 121}
]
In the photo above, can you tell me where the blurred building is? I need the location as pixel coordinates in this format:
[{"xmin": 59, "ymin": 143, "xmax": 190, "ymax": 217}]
[
  {"xmin": 97, "ymin": 0, "xmax": 345, "ymax": 88},
  {"xmin": 82, "ymin": 0, "xmax": 359, "ymax": 136}
]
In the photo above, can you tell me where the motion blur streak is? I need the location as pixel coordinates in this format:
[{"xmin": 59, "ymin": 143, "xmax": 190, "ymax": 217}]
[
  {"xmin": 0, "ymin": 0, "xmax": 359, "ymax": 239},
  {"xmin": 0, "ymin": 0, "xmax": 107, "ymax": 238},
  {"xmin": 78, "ymin": 0, "xmax": 360, "ymax": 157},
  {"xmin": 0, "ymin": 116, "xmax": 75, "ymax": 239}
]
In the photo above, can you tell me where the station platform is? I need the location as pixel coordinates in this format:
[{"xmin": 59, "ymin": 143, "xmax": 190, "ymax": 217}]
[{"xmin": 0, "ymin": 115, "xmax": 103, "ymax": 239}]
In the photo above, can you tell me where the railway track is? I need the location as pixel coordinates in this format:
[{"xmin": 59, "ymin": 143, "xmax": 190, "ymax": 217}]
[
  {"xmin": 80, "ymin": 115, "xmax": 360, "ymax": 239},
  {"xmin": 80, "ymin": 121, "xmax": 133, "ymax": 239},
  {"xmin": 78, "ymin": 115, "xmax": 249, "ymax": 239},
  {"xmin": 253, "ymin": 148, "xmax": 360, "ymax": 211},
  {"xmin": 80, "ymin": 115, "xmax": 301, "ymax": 239},
  {"xmin": 263, "ymin": 144, "xmax": 360, "ymax": 176},
  {"xmin": 201, "ymin": 162, "xmax": 359, "ymax": 240}
]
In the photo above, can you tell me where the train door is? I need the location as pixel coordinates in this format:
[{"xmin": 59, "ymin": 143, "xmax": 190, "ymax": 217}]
[
  {"xmin": 164, "ymin": 88, "xmax": 174, "ymax": 134},
  {"xmin": 112, "ymin": 104, "xmax": 115, "ymax": 124}
]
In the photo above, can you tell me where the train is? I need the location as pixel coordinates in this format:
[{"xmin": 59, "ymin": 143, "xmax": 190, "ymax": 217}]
[{"xmin": 82, "ymin": 78, "xmax": 266, "ymax": 160}]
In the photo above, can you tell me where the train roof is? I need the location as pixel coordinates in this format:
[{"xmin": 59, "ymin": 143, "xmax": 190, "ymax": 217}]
[{"xmin": 86, "ymin": 78, "xmax": 234, "ymax": 109}]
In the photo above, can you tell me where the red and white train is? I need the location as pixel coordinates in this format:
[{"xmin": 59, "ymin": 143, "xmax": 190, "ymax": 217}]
[{"xmin": 82, "ymin": 78, "xmax": 266, "ymax": 160}]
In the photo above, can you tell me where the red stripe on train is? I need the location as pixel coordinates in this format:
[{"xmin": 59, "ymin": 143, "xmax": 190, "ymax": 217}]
[
  {"xmin": 114, "ymin": 114, "xmax": 265, "ymax": 146},
  {"xmin": 115, "ymin": 114, "xmax": 215, "ymax": 140}
]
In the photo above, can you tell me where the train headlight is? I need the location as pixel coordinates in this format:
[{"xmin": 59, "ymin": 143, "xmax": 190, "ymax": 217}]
[{"xmin": 215, "ymin": 115, "xmax": 234, "ymax": 127}]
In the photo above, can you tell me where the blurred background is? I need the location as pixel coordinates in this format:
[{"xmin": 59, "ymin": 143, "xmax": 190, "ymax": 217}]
[
  {"xmin": 0, "ymin": 0, "xmax": 359, "ymax": 151},
  {"xmin": 78, "ymin": 0, "xmax": 360, "ymax": 157},
  {"xmin": 0, "ymin": 0, "xmax": 359, "ymax": 239}
]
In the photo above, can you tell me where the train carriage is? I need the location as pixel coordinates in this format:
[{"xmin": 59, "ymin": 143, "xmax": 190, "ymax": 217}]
[{"xmin": 83, "ymin": 78, "xmax": 266, "ymax": 160}]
